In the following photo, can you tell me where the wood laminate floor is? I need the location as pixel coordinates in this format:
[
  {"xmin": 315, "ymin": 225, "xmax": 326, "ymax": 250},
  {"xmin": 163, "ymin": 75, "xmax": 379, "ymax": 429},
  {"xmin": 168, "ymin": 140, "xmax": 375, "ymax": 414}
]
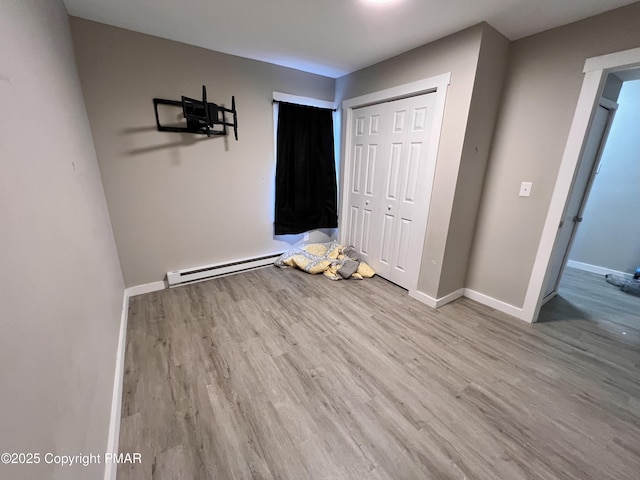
[
  {"xmin": 118, "ymin": 266, "xmax": 640, "ymax": 480},
  {"xmin": 541, "ymin": 266, "xmax": 640, "ymax": 331}
]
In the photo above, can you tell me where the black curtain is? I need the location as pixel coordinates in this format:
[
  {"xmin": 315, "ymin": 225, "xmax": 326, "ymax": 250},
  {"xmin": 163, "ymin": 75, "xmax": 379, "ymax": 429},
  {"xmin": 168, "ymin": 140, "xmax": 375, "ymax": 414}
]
[{"xmin": 274, "ymin": 102, "xmax": 338, "ymax": 235}]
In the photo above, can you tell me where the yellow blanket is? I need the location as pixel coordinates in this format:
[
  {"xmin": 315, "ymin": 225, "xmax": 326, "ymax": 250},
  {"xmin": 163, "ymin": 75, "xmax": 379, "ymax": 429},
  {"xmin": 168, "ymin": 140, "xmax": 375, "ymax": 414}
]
[{"xmin": 274, "ymin": 241, "xmax": 375, "ymax": 280}]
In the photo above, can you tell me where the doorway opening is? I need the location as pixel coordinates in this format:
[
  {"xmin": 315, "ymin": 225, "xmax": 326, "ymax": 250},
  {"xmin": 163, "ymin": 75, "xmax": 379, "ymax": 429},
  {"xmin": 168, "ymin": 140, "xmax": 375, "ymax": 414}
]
[
  {"xmin": 539, "ymin": 74, "xmax": 640, "ymax": 330},
  {"xmin": 523, "ymin": 46, "xmax": 640, "ymax": 323}
]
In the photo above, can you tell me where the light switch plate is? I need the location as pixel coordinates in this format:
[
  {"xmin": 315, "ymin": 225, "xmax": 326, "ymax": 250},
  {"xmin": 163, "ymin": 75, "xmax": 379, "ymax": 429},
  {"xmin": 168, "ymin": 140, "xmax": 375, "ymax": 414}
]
[{"xmin": 519, "ymin": 181, "xmax": 533, "ymax": 197}]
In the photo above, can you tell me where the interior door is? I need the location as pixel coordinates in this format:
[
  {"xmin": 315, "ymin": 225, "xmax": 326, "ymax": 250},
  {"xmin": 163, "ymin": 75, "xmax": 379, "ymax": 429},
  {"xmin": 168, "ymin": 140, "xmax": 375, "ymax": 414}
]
[
  {"xmin": 347, "ymin": 93, "xmax": 436, "ymax": 290},
  {"xmin": 543, "ymin": 100, "xmax": 617, "ymax": 299},
  {"xmin": 346, "ymin": 102, "xmax": 389, "ymax": 269}
]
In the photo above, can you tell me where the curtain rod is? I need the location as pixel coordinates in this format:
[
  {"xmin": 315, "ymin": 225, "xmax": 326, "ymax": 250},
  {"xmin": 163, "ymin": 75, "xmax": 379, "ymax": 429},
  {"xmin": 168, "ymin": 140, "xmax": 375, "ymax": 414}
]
[{"xmin": 272, "ymin": 99, "xmax": 336, "ymax": 112}]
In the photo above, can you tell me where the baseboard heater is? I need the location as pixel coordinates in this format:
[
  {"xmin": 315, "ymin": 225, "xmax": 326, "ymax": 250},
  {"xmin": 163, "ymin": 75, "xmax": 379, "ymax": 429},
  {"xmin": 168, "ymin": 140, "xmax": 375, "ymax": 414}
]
[{"xmin": 166, "ymin": 252, "xmax": 283, "ymax": 287}]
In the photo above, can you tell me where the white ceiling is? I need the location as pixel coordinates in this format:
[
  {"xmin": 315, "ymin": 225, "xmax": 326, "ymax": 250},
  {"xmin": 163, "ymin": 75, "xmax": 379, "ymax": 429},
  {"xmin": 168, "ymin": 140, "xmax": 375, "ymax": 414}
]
[{"xmin": 63, "ymin": 0, "xmax": 638, "ymax": 78}]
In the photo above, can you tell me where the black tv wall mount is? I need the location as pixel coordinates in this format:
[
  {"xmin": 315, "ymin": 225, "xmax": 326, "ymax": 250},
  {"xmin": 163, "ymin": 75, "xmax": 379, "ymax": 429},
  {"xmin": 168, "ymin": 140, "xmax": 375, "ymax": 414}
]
[{"xmin": 153, "ymin": 85, "xmax": 238, "ymax": 140}]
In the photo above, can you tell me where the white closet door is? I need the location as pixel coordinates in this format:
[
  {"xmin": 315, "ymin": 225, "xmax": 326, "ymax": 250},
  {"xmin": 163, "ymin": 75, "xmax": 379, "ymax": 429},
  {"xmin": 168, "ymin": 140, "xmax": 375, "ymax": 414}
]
[
  {"xmin": 347, "ymin": 92, "xmax": 436, "ymax": 289},
  {"xmin": 346, "ymin": 102, "xmax": 389, "ymax": 268}
]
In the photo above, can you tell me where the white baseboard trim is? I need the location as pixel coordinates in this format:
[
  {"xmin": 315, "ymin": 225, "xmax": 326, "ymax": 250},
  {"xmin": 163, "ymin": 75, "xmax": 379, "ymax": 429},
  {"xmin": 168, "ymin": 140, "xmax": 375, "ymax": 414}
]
[
  {"xmin": 463, "ymin": 288, "xmax": 530, "ymax": 323},
  {"xmin": 127, "ymin": 280, "xmax": 166, "ymax": 297},
  {"xmin": 409, "ymin": 288, "xmax": 464, "ymax": 309},
  {"xmin": 105, "ymin": 289, "xmax": 130, "ymax": 480},
  {"xmin": 408, "ymin": 290, "xmax": 437, "ymax": 308},
  {"xmin": 566, "ymin": 260, "xmax": 633, "ymax": 279},
  {"xmin": 436, "ymin": 288, "xmax": 465, "ymax": 307}
]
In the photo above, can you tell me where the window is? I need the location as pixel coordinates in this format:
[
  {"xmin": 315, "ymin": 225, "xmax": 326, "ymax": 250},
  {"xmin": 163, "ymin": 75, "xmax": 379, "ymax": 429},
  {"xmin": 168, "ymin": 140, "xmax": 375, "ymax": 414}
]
[{"xmin": 272, "ymin": 93, "xmax": 338, "ymax": 235}]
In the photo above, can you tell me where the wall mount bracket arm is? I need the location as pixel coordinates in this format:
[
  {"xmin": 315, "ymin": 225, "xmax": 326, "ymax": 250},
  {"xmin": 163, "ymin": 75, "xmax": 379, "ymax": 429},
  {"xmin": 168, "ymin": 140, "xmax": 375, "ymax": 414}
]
[{"xmin": 153, "ymin": 85, "xmax": 238, "ymax": 140}]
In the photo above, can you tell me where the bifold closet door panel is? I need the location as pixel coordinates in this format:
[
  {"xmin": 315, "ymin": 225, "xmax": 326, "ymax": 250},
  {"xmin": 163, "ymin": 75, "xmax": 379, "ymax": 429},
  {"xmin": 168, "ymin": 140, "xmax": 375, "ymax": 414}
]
[{"xmin": 347, "ymin": 102, "xmax": 390, "ymax": 272}]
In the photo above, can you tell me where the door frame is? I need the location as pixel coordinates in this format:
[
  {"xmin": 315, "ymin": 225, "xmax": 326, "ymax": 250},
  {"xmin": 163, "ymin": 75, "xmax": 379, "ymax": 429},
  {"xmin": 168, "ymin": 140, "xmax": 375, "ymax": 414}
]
[
  {"xmin": 541, "ymin": 97, "xmax": 618, "ymax": 305},
  {"xmin": 522, "ymin": 46, "xmax": 640, "ymax": 323},
  {"xmin": 339, "ymin": 73, "xmax": 450, "ymax": 292}
]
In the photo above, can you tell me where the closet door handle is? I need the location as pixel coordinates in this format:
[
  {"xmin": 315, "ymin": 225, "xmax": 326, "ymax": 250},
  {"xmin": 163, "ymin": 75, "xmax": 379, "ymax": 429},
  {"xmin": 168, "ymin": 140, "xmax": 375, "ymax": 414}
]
[{"xmin": 387, "ymin": 205, "xmax": 392, "ymax": 211}]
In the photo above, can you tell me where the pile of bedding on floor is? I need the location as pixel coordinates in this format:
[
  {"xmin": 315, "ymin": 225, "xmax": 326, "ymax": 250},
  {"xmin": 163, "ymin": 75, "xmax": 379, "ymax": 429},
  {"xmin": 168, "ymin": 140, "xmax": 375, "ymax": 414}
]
[
  {"xmin": 605, "ymin": 274, "xmax": 640, "ymax": 297},
  {"xmin": 274, "ymin": 241, "xmax": 375, "ymax": 280}
]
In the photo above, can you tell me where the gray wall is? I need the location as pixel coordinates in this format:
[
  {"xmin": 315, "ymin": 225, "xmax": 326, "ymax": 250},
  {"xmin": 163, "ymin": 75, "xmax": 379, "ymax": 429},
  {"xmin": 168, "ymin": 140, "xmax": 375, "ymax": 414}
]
[
  {"xmin": 70, "ymin": 18, "xmax": 335, "ymax": 287},
  {"xmin": 0, "ymin": 1, "xmax": 124, "ymax": 479},
  {"xmin": 336, "ymin": 23, "xmax": 509, "ymax": 299},
  {"xmin": 466, "ymin": 2, "xmax": 640, "ymax": 307},
  {"xmin": 437, "ymin": 24, "xmax": 510, "ymax": 297},
  {"xmin": 569, "ymin": 79, "xmax": 640, "ymax": 274}
]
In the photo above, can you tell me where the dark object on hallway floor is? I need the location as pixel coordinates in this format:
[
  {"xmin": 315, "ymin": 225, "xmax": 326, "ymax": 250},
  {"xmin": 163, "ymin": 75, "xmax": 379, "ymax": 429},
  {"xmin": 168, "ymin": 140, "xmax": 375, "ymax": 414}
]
[{"xmin": 605, "ymin": 274, "xmax": 640, "ymax": 297}]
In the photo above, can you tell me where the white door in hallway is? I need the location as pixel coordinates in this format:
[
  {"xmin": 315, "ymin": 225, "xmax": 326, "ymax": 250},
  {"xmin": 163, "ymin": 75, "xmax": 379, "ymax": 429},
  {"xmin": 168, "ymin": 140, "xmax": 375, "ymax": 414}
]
[
  {"xmin": 346, "ymin": 93, "xmax": 436, "ymax": 289},
  {"xmin": 543, "ymin": 99, "xmax": 617, "ymax": 300}
]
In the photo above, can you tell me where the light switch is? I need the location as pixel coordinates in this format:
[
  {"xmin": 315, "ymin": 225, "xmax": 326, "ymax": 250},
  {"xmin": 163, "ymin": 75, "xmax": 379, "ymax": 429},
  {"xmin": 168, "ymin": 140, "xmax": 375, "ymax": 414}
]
[{"xmin": 519, "ymin": 181, "xmax": 533, "ymax": 197}]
